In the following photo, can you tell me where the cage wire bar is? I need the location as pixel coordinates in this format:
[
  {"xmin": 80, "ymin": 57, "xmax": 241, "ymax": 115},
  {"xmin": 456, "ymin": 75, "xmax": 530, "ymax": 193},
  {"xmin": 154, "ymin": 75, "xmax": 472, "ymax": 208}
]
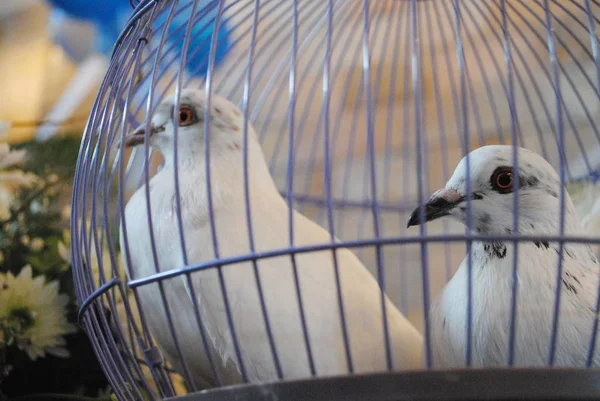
[{"xmin": 71, "ymin": 0, "xmax": 600, "ymax": 400}]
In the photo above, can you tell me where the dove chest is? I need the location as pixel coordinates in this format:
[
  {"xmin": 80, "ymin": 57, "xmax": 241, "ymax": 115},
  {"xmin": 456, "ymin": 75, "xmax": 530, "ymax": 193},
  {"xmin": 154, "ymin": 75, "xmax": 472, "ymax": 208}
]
[
  {"xmin": 122, "ymin": 173, "xmax": 210, "ymax": 279},
  {"xmin": 431, "ymin": 242, "xmax": 598, "ymax": 367}
]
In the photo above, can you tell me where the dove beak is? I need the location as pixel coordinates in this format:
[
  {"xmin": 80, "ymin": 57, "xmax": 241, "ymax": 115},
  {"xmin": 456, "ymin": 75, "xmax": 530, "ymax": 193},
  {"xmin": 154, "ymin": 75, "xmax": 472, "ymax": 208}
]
[
  {"xmin": 123, "ymin": 124, "xmax": 165, "ymax": 148},
  {"xmin": 407, "ymin": 188, "xmax": 464, "ymax": 228}
]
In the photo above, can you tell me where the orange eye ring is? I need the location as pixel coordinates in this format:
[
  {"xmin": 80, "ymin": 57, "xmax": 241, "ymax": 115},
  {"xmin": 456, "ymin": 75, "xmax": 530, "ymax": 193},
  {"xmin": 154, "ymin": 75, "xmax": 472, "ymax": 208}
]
[
  {"xmin": 490, "ymin": 166, "xmax": 513, "ymax": 193},
  {"xmin": 496, "ymin": 172, "xmax": 512, "ymax": 189},
  {"xmin": 178, "ymin": 106, "xmax": 195, "ymax": 126}
]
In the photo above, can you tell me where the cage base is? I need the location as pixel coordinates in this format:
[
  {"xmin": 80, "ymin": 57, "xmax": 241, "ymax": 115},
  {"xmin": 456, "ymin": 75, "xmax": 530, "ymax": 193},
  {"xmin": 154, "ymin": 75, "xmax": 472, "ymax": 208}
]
[{"xmin": 165, "ymin": 368, "xmax": 600, "ymax": 401}]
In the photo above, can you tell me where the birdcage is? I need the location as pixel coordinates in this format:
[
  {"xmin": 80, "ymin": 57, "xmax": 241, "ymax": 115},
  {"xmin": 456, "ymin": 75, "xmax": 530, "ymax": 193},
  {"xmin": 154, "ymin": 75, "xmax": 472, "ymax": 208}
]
[{"xmin": 71, "ymin": 0, "xmax": 600, "ymax": 400}]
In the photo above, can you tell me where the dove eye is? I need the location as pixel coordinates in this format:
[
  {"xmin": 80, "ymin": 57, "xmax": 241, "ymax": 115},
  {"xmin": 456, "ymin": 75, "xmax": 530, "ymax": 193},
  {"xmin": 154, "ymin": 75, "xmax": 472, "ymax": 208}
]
[
  {"xmin": 490, "ymin": 166, "xmax": 513, "ymax": 194},
  {"xmin": 177, "ymin": 105, "xmax": 196, "ymax": 127}
]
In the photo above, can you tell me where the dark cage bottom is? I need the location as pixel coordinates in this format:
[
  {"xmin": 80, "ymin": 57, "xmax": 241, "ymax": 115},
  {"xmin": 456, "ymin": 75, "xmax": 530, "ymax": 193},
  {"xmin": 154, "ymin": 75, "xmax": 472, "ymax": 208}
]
[{"xmin": 166, "ymin": 369, "xmax": 600, "ymax": 401}]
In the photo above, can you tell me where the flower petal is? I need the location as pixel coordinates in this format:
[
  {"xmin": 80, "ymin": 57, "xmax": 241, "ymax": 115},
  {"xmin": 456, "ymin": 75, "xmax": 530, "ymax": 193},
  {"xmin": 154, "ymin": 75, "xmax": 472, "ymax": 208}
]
[
  {"xmin": 46, "ymin": 347, "xmax": 71, "ymax": 358},
  {"xmin": 3, "ymin": 265, "xmax": 75, "ymax": 360},
  {"xmin": 57, "ymin": 241, "xmax": 71, "ymax": 264},
  {"xmin": 0, "ymin": 170, "xmax": 39, "ymax": 188},
  {"xmin": 0, "ymin": 149, "xmax": 26, "ymax": 170}
]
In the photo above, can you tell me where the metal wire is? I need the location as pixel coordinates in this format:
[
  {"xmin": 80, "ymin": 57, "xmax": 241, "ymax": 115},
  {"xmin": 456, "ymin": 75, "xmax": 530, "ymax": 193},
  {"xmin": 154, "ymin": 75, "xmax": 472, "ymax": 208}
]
[{"xmin": 71, "ymin": 1, "xmax": 600, "ymax": 399}]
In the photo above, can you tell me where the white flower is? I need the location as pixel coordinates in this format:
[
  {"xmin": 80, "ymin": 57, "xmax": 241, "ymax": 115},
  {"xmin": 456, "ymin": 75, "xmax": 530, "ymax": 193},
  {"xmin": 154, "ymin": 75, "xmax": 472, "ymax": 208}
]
[
  {"xmin": 0, "ymin": 143, "xmax": 25, "ymax": 170},
  {"xmin": 30, "ymin": 237, "xmax": 44, "ymax": 252},
  {"xmin": 0, "ymin": 266, "xmax": 76, "ymax": 360},
  {"xmin": 20, "ymin": 235, "xmax": 30, "ymax": 246},
  {"xmin": 48, "ymin": 174, "xmax": 59, "ymax": 184},
  {"xmin": 57, "ymin": 240, "xmax": 71, "ymax": 264},
  {"xmin": 61, "ymin": 204, "xmax": 71, "ymax": 221},
  {"xmin": 57, "ymin": 230, "xmax": 72, "ymax": 268},
  {"xmin": 0, "ymin": 143, "xmax": 40, "ymax": 220}
]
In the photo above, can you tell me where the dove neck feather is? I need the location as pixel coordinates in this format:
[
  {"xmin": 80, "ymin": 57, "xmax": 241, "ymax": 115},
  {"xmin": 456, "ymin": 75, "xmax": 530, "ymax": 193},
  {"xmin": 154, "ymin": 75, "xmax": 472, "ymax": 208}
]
[{"xmin": 158, "ymin": 140, "xmax": 281, "ymax": 206}]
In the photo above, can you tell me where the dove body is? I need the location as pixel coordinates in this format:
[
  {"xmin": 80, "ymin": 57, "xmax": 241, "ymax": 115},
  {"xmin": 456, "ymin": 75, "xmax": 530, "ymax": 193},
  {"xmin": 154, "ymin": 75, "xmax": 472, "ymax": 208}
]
[
  {"xmin": 120, "ymin": 89, "xmax": 423, "ymax": 389},
  {"xmin": 408, "ymin": 146, "xmax": 600, "ymax": 368}
]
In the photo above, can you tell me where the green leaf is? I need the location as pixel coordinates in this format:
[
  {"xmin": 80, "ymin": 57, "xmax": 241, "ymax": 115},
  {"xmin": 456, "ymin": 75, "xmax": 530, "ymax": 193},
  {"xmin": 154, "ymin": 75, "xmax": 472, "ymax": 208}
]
[{"xmin": 16, "ymin": 135, "xmax": 81, "ymax": 178}]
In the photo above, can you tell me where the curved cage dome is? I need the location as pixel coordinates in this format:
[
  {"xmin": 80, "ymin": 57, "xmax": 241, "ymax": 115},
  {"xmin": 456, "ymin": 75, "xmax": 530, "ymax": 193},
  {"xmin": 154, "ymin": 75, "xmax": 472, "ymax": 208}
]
[{"xmin": 71, "ymin": 0, "xmax": 600, "ymax": 400}]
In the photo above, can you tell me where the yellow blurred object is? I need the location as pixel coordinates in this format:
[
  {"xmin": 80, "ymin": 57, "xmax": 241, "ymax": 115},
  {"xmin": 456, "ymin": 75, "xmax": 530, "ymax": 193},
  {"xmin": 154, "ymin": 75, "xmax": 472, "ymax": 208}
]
[{"xmin": 0, "ymin": 2, "xmax": 96, "ymax": 145}]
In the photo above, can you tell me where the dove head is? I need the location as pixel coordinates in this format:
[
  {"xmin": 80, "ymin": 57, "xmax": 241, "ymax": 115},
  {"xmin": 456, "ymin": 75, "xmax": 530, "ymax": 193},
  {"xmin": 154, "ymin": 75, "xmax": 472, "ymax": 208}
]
[
  {"xmin": 407, "ymin": 145, "xmax": 579, "ymax": 235},
  {"xmin": 124, "ymin": 88, "xmax": 258, "ymax": 164}
]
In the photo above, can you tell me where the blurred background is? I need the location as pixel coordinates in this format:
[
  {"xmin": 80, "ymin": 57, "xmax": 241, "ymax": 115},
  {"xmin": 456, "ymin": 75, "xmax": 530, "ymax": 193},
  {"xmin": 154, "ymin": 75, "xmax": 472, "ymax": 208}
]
[
  {"xmin": 0, "ymin": 0, "xmax": 96, "ymax": 144},
  {"xmin": 0, "ymin": 2, "xmax": 111, "ymax": 399}
]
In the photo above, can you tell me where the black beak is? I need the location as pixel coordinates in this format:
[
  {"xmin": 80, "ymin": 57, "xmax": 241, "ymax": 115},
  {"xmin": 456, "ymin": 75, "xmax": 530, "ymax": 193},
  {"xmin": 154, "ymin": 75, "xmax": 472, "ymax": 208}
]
[
  {"xmin": 407, "ymin": 188, "xmax": 464, "ymax": 228},
  {"xmin": 123, "ymin": 124, "xmax": 165, "ymax": 148}
]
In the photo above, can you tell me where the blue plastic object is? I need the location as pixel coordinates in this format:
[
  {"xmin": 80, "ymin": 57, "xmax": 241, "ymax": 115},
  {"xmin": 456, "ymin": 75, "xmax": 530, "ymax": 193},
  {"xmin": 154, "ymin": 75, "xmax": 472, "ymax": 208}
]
[
  {"xmin": 46, "ymin": 0, "xmax": 123, "ymax": 23},
  {"xmin": 46, "ymin": 0, "xmax": 230, "ymax": 77}
]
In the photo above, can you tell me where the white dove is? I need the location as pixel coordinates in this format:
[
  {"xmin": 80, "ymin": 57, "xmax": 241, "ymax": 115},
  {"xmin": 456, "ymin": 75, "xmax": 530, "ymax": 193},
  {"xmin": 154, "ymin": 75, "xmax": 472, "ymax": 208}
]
[
  {"xmin": 407, "ymin": 145, "xmax": 600, "ymax": 368},
  {"xmin": 119, "ymin": 88, "xmax": 423, "ymax": 389}
]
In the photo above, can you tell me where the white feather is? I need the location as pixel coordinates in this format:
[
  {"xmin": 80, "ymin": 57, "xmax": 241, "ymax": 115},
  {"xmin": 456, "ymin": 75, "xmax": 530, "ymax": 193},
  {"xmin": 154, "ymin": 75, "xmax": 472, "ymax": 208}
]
[{"xmin": 567, "ymin": 181, "xmax": 600, "ymax": 257}]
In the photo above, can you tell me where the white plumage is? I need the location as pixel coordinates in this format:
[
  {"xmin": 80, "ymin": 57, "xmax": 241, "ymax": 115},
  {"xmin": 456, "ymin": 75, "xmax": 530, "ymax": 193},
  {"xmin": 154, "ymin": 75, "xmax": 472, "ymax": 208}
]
[
  {"xmin": 408, "ymin": 145, "xmax": 600, "ymax": 368},
  {"xmin": 567, "ymin": 181, "xmax": 600, "ymax": 258},
  {"xmin": 119, "ymin": 88, "xmax": 423, "ymax": 389}
]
